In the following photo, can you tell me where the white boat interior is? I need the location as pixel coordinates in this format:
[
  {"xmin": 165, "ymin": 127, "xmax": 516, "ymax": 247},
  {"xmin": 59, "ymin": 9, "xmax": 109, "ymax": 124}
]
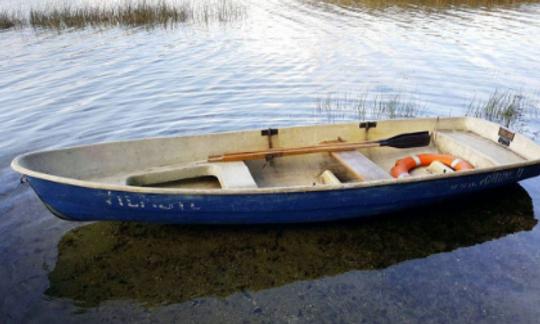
[{"xmin": 13, "ymin": 117, "xmax": 540, "ymax": 192}]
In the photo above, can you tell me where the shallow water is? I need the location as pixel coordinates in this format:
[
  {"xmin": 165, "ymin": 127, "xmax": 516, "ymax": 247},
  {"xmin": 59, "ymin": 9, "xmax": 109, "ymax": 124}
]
[{"xmin": 2, "ymin": 0, "xmax": 540, "ymax": 322}]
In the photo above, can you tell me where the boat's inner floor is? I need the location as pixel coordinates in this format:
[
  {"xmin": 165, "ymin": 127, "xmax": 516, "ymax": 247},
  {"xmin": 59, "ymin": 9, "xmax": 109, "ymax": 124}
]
[{"xmin": 98, "ymin": 130, "xmax": 527, "ymax": 190}]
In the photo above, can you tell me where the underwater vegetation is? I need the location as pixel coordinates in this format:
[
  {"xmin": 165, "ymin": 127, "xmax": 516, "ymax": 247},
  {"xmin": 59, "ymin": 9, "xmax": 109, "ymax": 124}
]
[{"xmin": 46, "ymin": 185, "xmax": 535, "ymax": 307}]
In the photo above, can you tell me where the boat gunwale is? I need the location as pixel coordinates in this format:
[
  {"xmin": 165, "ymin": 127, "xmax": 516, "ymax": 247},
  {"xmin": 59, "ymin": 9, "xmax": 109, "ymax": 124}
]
[
  {"xmin": 11, "ymin": 117, "xmax": 540, "ymax": 196},
  {"xmin": 12, "ymin": 153, "xmax": 540, "ymax": 197}
]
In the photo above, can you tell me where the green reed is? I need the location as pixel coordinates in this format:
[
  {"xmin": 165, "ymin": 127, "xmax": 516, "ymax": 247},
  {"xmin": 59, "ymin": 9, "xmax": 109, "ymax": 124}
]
[
  {"xmin": 316, "ymin": 90, "xmax": 537, "ymax": 128},
  {"xmin": 316, "ymin": 93, "xmax": 420, "ymax": 123},
  {"xmin": 466, "ymin": 90, "xmax": 530, "ymax": 128}
]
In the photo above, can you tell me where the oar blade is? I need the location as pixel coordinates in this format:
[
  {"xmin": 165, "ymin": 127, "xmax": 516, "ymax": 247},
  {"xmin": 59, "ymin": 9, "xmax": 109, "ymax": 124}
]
[{"xmin": 379, "ymin": 131, "xmax": 431, "ymax": 149}]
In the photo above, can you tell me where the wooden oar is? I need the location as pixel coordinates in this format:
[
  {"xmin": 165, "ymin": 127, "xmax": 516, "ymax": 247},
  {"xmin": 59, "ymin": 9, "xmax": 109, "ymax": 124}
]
[{"xmin": 208, "ymin": 131, "xmax": 430, "ymax": 162}]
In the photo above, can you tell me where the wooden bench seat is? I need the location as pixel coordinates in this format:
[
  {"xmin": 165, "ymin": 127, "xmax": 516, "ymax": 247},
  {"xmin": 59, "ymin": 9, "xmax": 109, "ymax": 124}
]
[{"xmin": 331, "ymin": 150, "xmax": 391, "ymax": 181}]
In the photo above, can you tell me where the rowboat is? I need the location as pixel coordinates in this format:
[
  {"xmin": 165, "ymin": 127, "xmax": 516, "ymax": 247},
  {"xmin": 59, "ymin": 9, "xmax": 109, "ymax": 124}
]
[{"xmin": 11, "ymin": 117, "xmax": 540, "ymax": 224}]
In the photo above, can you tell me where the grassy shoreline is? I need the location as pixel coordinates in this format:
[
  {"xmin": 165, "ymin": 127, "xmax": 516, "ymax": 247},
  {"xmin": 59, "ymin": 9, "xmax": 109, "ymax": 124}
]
[
  {"xmin": 2, "ymin": 0, "xmax": 538, "ymax": 31},
  {"xmin": 0, "ymin": 0, "xmax": 246, "ymax": 30}
]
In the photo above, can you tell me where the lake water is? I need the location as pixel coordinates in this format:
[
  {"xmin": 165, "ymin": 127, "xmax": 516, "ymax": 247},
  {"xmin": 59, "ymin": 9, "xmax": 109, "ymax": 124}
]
[{"xmin": 2, "ymin": 0, "xmax": 540, "ymax": 322}]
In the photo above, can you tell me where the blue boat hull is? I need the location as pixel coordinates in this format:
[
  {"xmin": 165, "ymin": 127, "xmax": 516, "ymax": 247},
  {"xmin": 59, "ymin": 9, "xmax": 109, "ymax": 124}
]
[{"xmin": 27, "ymin": 165, "xmax": 540, "ymax": 224}]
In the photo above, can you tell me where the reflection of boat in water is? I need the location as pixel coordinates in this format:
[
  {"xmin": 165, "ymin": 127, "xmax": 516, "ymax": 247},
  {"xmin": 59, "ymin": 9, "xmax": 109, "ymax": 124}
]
[{"xmin": 46, "ymin": 184, "xmax": 536, "ymax": 306}]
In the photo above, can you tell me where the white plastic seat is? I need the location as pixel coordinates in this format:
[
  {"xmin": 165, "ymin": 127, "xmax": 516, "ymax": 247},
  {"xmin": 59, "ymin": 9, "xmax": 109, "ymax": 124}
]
[{"xmin": 126, "ymin": 161, "xmax": 257, "ymax": 189}]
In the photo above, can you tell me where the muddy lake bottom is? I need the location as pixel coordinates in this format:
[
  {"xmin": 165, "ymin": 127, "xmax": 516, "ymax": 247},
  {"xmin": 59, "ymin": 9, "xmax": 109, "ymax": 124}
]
[{"xmin": 2, "ymin": 0, "xmax": 540, "ymax": 322}]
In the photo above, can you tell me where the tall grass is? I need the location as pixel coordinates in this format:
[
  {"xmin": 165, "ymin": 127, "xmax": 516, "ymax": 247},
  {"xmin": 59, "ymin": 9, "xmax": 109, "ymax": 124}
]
[
  {"xmin": 29, "ymin": 2, "xmax": 189, "ymax": 29},
  {"xmin": 0, "ymin": 12, "xmax": 23, "ymax": 30},
  {"xmin": 466, "ymin": 90, "xmax": 530, "ymax": 128},
  {"xmin": 1, "ymin": 0, "xmax": 246, "ymax": 31},
  {"xmin": 316, "ymin": 93, "xmax": 420, "ymax": 122},
  {"xmin": 316, "ymin": 90, "xmax": 536, "ymax": 128}
]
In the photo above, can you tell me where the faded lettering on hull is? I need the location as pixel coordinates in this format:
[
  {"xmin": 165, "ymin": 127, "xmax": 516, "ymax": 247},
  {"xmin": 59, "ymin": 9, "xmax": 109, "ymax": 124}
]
[
  {"xmin": 450, "ymin": 168, "xmax": 524, "ymax": 190},
  {"xmin": 105, "ymin": 191, "xmax": 200, "ymax": 211}
]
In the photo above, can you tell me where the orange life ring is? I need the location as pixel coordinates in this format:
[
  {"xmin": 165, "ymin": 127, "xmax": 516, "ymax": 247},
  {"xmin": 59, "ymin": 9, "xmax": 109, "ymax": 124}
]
[{"xmin": 390, "ymin": 154, "xmax": 474, "ymax": 178}]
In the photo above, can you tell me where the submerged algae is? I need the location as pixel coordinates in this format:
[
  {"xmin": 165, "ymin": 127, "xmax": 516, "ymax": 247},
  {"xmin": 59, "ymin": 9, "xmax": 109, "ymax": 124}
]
[{"xmin": 46, "ymin": 184, "xmax": 536, "ymax": 307}]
